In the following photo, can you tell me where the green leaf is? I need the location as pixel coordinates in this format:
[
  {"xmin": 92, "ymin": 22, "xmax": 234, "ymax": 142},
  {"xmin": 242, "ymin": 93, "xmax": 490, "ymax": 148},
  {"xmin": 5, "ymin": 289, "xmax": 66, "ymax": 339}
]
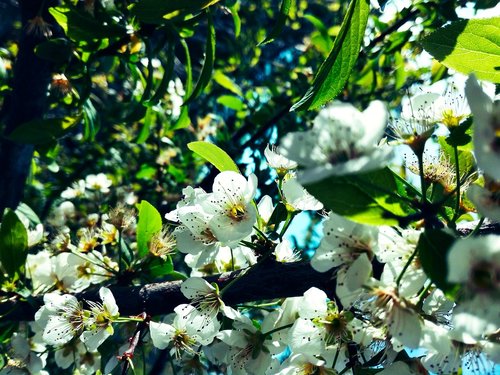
[
  {"xmin": 146, "ymin": 256, "xmax": 174, "ymax": 278},
  {"xmin": 422, "ymin": 17, "xmax": 500, "ymax": 83},
  {"xmin": 304, "ymin": 168, "xmax": 416, "ymax": 225},
  {"xmin": 445, "ymin": 117, "xmax": 473, "ymax": 148},
  {"xmin": 172, "ymin": 39, "xmax": 193, "ymax": 130},
  {"xmin": 213, "ymin": 71, "xmax": 243, "ymax": 97},
  {"xmin": 438, "ymin": 136, "xmax": 477, "ymax": 177},
  {"xmin": 290, "ymin": 0, "xmax": 370, "ymax": 111},
  {"xmin": 217, "ymin": 95, "xmax": 244, "ymax": 111},
  {"xmin": 0, "ymin": 209, "xmax": 28, "ymax": 278},
  {"xmin": 136, "ymin": 201, "xmax": 163, "ymax": 258},
  {"xmin": 129, "ymin": 0, "xmax": 221, "ymax": 24},
  {"xmin": 7, "ymin": 116, "xmax": 80, "ymax": 145},
  {"xmin": 184, "ymin": 10, "xmax": 216, "ymax": 104},
  {"xmin": 417, "ymin": 229, "xmax": 459, "ymax": 297},
  {"xmin": 144, "ymin": 43, "xmax": 176, "ymax": 107},
  {"xmin": 258, "ymin": 0, "xmax": 294, "ymax": 45},
  {"xmin": 187, "ymin": 141, "xmax": 239, "ymax": 173},
  {"xmin": 228, "ymin": 3, "xmax": 241, "ymax": 38},
  {"xmin": 49, "ymin": 6, "xmax": 127, "ymax": 42},
  {"xmin": 82, "ymin": 99, "xmax": 99, "ymax": 141},
  {"xmin": 35, "ymin": 38, "xmax": 73, "ymax": 63}
]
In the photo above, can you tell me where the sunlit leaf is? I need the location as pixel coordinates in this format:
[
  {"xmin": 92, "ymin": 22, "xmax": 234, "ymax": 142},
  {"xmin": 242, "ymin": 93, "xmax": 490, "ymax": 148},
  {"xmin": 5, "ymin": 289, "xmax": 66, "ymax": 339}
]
[
  {"xmin": 187, "ymin": 141, "xmax": 239, "ymax": 173},
  {"xmin": 304, "ymin": 168, "xmax": 416, "ymax": 225},
  {"xmin": 49, "ymin": 6, "xmax": 126, "ymax": 42},
  {"xmin": 290, "ymin": 0, "xmax": 370, "ymax": 111},
  {"xmin": 258, "ymin": 0, "xmax": 295, "ymax": 45},
  {"xmin": 422, "ymin": 17, "xmax": 500, "ymax": 83},
  {"xmin": 136, "ymin": 200, "xmax": 163, "ymax": 258},
  {"xmin": 130, "ymin": 0, "xmax": 221, "ymax": 24}
]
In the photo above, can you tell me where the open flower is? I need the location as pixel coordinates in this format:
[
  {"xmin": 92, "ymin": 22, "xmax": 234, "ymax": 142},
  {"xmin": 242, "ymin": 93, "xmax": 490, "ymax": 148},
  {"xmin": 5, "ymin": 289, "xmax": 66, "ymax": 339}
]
[
  {"xmin": 447, "ymin": 235, "xmax": 500, "ymax": 339},
  {"xmin": 150, "ymin": 304, "xmax": 220, "ymax": 358},
  {"xmin": 311, "ymin": 213, "xmax": 378, "ymax": 306},
  {"xmin": 180, "ymin": 277, "xmax": 238, "ymax": 319},
  {"xmin": 264, "ymin": 144, "xmax": 298, "ymax": 176},
  {"xmin": 282, "ymin": 176, "xmax": 323, "ymax": 212},
  {"xmin": 467, "ymin": 179, "xmax": 500, "ymax": 222},
  {"xmin": 35, "ymin": 293, "xmax": 86, "ymax": 346},
  {"xmin": 465, "ymin": 75, "xmax": 500, "ymax": 181},
  {"xmin": 80, "ymin": 287, "xmax": 119, "ymax": 351},
  {"xmin": 202, "ymin": 171, "xmax": 258, "ymax": 243},
  {"xmin": 280, "ymin": 101, "xmax": 392, "ymax": 184}
]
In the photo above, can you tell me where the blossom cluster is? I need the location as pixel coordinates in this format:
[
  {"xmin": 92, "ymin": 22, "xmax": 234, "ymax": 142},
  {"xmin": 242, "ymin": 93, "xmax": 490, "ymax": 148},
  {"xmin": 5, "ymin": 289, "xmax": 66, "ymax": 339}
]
[{"xmin": 0, "ymin": 75, "xmax": 499, "ymax": 375}]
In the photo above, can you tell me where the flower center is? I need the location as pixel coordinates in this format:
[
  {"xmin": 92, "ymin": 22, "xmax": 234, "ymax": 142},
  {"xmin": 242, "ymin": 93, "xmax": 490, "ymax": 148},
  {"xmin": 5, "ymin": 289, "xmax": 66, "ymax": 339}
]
[
  {"xmin": 229, "ymin": 203, "xmax": 247, "ymax": 221},
  {"xmin": 469, "ymin": 261, "xmax": 499, "ymax": 291}
]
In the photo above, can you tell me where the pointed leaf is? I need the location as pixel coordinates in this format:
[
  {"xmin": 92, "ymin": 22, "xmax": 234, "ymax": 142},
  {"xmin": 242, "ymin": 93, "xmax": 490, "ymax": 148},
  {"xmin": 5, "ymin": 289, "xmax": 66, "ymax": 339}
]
[
  {"xmin": 290, "ymin": 0, "xmax": 370, "ymax": 111},
  {"xmin": 184, "ymin": 10, "xmax": 215, "ymax": 104},
  {"xmin": 258, "ymin": 0, "xmax": 294, "ymax": 45},
  {"xmin": 0, "ymin": 209, "xmax": 28, "ymax": 278},
  {"xmin": 422, "ymin": 17, "xmax": 500, "ymax": 83},
  {"xmin": 187, "ymin": 141, "xmax": 239, "ymax": 173},
  {"xmin": 136, "ymin": 201, "xmax": 163, "ymax": 258},
  {"xmin": 304, "ymin": 168, "xmax": 416, "ymax": 225}
]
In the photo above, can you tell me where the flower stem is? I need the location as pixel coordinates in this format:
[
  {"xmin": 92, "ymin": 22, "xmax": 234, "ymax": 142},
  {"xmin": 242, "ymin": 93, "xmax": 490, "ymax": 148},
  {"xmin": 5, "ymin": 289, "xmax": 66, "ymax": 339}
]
[
  {"xmin": 279, "ymin": 211, "xmax": 295, "ymax": 240},
  {"xmin": 451, "ymin": 145, "xmax": 461, "ymax": 223},
  {"xmin": 396, "ymin": 247, "xmax": 418, "ymax": 289},
  {"xmin": 262, "ymin": 323, "xmax": 294, "ymax": 337}
]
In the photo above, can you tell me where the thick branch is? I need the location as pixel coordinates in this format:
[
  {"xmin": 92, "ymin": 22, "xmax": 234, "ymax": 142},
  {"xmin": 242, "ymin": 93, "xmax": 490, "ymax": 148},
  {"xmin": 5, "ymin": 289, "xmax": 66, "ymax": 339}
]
[
  {"xmin": 0, "ymin": 260, "xmax": 334, "ymax": 322},
  {"xmin": 0, "ymin": 0, "xmax": 57, "ymax": 213}
]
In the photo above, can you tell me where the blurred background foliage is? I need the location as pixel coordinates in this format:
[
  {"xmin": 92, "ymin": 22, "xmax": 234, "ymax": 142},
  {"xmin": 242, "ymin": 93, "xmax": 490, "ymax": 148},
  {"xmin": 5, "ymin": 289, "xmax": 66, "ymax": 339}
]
[{"xmin": 0, "ymin": 0, "xmax": 490, "ymax": 222}]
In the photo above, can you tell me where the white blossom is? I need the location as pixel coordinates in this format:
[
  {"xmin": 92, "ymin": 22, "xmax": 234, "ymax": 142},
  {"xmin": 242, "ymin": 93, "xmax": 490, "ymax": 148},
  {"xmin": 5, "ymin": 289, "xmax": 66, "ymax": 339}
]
[
  {"xmin": 282, "ymin": 176, "xmax": 323, "ymax": 211},
  {"xmin": 465, "ymin": 75, "xmax": 500, "ymax": 180},
  {"xmin": 280, "ymin": 101, "xmax": 392, "ymax": 184},
  {"xmin": 35, "ymin": 293, "xmax": 86, "ymax": 346},
  {"xmin": 264, "ymin": 144, "xmax": 298, "ymax": 175},
  {"xmin": 80, "ymin": 287, "xmax": 120, "ymax": 351}
]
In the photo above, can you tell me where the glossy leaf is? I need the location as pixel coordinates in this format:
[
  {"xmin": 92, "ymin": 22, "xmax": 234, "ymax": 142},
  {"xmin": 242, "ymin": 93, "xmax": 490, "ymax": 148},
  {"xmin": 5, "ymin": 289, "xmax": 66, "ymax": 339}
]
[
  {"xmin": 147, "ymin": 256, "xmax": 174, "ymax": 278},
  {"xmin": 422, "ymin": 17, "xmax": 500, "ymax": 83},
  {"xmin": 0, "ymin": 209, "xmax": 28, "ymax": 278},
  {"xmin": 304, "ymin": 168, "xmax": 416, "ymax": 225},
  {"xmin": 187, "ymin": 141, "xmax": 239, "ymax": 173},
  {"xmin": 213, "ymin": 70, "xmax": 243, "ymax": 97},
  {"xmin": 258, "ymin": 0, "xmax": 294, "ymax": 45},
  {"xmin": 417, "ymin": 229, "xmax": 459, "ymax": 297},
  {"xmin": 136, "ymin": 200, "xmax": 163, "ymax": 258},
  {"xmin": 49, "ymin": 6, "xmax": 126, "ymax": 42},
  {"xmin": 290, "ymin": 0, "xmax": 370, "ymax": 111}
]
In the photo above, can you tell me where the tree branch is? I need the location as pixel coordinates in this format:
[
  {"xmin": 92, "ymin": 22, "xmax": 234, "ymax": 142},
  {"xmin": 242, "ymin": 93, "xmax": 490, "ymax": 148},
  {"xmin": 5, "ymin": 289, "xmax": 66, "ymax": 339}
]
[
  {"xmin": 0, "ymin": 260, "xmax": 334, "ymax": 322},
  {"xmin": 0, "ymin": 0, "xmax": 59, "ymax": 213}
]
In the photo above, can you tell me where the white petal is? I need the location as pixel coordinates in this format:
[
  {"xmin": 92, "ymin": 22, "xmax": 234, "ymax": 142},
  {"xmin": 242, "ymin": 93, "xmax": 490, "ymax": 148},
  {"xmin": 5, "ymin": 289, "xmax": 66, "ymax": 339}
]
[{"xmin": 149, "ymin": 321, "xmax": 175, "ymax": 350}]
